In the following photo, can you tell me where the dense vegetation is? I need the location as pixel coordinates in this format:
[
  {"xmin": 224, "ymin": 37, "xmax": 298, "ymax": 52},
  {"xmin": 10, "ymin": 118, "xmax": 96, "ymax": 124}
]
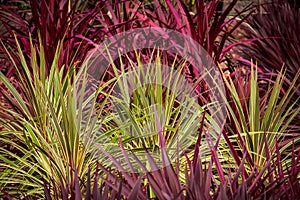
[{"xmin": 0, "ymin": 0, "xmax": 299, "ymax": 199}]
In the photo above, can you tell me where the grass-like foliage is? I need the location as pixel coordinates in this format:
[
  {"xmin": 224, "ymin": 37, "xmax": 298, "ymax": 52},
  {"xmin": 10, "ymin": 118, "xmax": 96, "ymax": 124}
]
[
  {"xmin": 223, "ymin": 64, "xmax": 300, "ymax": 168},
  {"xmin": 0, "ymin": 36, "xmax": 299, "ymax": 199},
  {"xmin": 0, "ymin": 36, "xmax": 104, "ymax": 197},
  {"xmin": 237, "ymin": 0, "xmax": 300, "ymax": 124},
  {"xmin": 0, "ymin": 0, "xmax": 299, "ymax": 199}
]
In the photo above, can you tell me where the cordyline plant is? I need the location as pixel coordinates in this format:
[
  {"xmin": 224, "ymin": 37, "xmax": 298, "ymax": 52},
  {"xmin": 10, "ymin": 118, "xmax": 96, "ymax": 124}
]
[
  {"xmin": 223, "ymin": 64, "xmax": 300, "ymax": 168},
  {"xmin": 221, "ymin": 64, "xmax": 300, "ymax": 198},
  {"xmin": 0, "ymin": 36, "xmax": 110, "ymax": 197},
  {"xmin": 239, "ymin": 0, "xmax": 300, "ymax": 79},
  {"xmin": 97, "ymin": 50, "xmax": 217, "ymax": 169},
  {"xmin": 132, "ymin": 0, "xmax": 254, "ymax": 64},
  {"xmin": 0, "ymin": 0, "xmax": 141, "ymax": 77}
]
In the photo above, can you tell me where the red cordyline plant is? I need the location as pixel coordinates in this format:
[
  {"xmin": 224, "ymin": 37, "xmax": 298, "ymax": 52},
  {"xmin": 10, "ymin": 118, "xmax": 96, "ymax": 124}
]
[
  {"xmin": 5, "ymin": 123, "xmax": 299, "ymax": 199},
  {"xmin": 0, "ymin": 0, "xmax": 253, "ymax": 76},
  {"xmin": 132, "ymin": 0, "xmax": 253, "ymax": 63},
  {"xmin": 0, "ymin": 0, "xmax": 141, "ymax": 77},
  {"xmin": 238, "ymin": 0, "xmax": 300, "ymax": 79}
]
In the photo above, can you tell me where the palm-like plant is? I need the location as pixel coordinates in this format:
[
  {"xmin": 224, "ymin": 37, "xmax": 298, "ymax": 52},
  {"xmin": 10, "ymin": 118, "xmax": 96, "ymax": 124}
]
[
  {"xmin": 223, "ymin": 63, "xmax": 300, "ymax": 170},
  {"xmin": 90, "ymin": 49, "xmax": 223, "ymax": 174},
  {"xmin": 0, "ymin": 35, "xmax": 107, "ymax": 197}
]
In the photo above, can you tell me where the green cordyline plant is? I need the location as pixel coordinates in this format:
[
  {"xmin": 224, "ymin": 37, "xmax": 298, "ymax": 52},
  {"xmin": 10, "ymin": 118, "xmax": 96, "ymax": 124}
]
[
  {"xmin": 0, "ymin": 35, "xmax": 113, "ymax": 197},
  {"xmin": 97, "ymin": 50, "xmax": 220, "ymax": 172},
  {"xmin": 222, "ymin": 63, "xmax": 300, "ymax": 170}
]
